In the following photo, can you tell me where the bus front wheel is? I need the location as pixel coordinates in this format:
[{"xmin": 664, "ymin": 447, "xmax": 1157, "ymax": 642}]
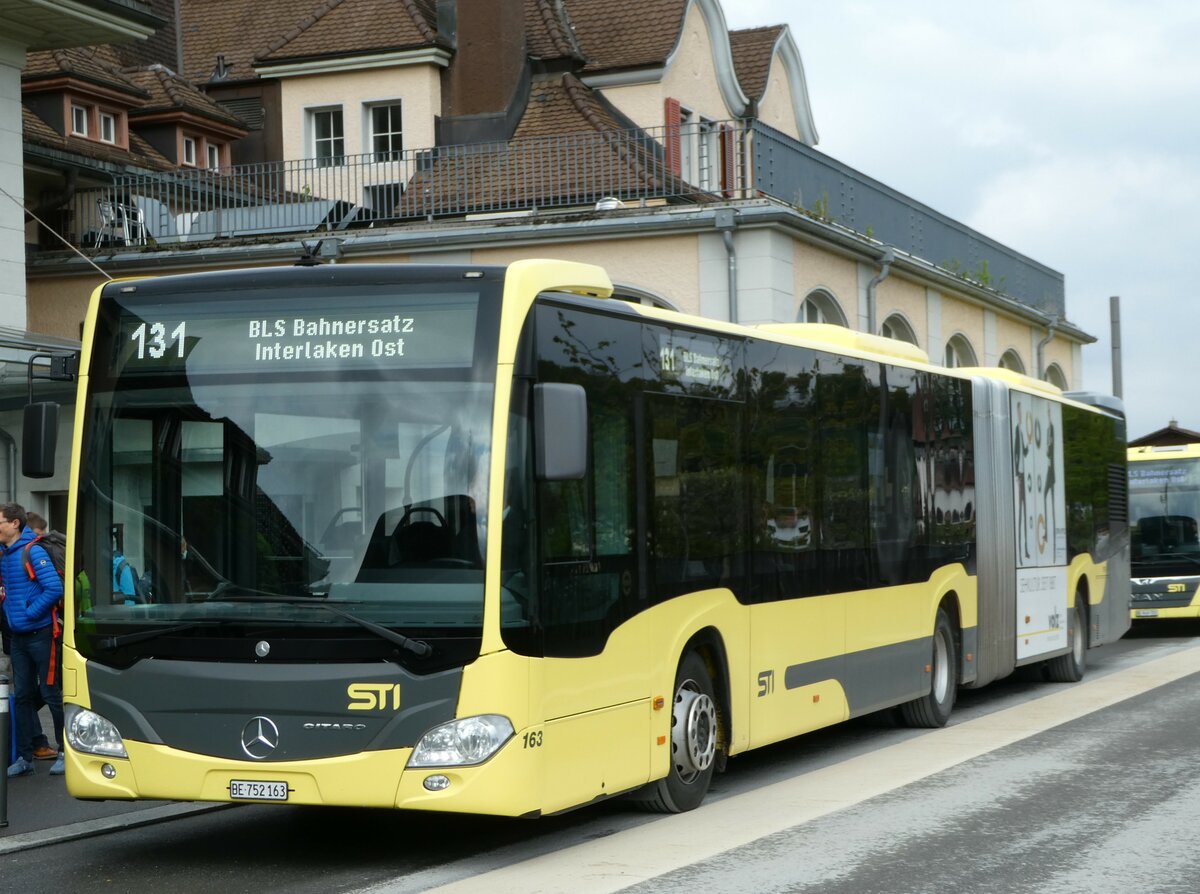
[
  {"xmin": 900, "ymin": 607, "xmax": 957, "ymax": 728},
  {"xmin": 642, "ymin": 651, "xmax": 719, "ymax": 813}
]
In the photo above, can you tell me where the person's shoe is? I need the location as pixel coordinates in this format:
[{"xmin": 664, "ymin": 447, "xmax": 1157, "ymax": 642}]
[
  {"xmin": 32, "ymin": 744, "xmax": 57, "ymax": 760},
  {"xmin": 7, "ymin": 757, "xmax": 35, "ymax": 777},
  {"xmin": 49, "ymin": 753, "xmax": 65, "ymax": 776}
]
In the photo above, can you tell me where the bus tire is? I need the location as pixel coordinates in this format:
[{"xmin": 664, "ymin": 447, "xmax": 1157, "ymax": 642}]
[
  {"xmin": 900, "ymin": 607, "xmax": 957, "ymax": 728},
  {"xmin": 1046, "ymin": 598, "xmax": 1087, "ymax": 683},
  {"xmin": 641, "ymin": 651, "xmax": 719, "ymax": 813}
]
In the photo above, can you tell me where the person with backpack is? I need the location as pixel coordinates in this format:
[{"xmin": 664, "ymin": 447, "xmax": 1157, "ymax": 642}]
[
  {"xmin": 1, "ymin": 502, "xmax": 65, "ymax": 777},
  {"xmin": 113, "ymin": 548, "xmax": 138, "ymax": 603},
  {"xmin": 15, "ymin": 512, "xmax": 59, "ymax": 763}
]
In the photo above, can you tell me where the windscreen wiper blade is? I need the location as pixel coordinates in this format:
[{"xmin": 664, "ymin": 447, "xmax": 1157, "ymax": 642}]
[
  {"xmin": 204, "ymin": 594, "xmax": 432, "ymax": 658},
  {"xmin": 96, "ymin": 622, "xmax": 213, "ymax": 650},
  {"xmin": 1135, "ymin": 553, "xmax": 1200, "ymax": 568}
]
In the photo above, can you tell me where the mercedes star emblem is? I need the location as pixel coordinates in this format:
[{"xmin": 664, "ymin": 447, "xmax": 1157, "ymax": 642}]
[{"xmin": 240, "ymin": 716, "xmax": 280, "ymax": 759}]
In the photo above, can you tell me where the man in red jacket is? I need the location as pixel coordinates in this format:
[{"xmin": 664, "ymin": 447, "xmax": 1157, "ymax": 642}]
[{"xmin": 1, "ymin": 503, "xmax": 65, "ymax": 777}]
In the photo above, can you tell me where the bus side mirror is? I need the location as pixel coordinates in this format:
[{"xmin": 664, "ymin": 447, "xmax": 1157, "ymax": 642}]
[
  {"xmin": 533, "ymin": 383, "xmax": 587, "ymax": 481},
  {"xmin": 22, "ymin": 401, "xmax": 59, "ymax": 479}
]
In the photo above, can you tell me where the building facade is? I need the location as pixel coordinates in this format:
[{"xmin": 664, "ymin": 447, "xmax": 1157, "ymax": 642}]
[{"xmin": 12, "ymin": 0, "xmax": 1091, "ymax": 520}]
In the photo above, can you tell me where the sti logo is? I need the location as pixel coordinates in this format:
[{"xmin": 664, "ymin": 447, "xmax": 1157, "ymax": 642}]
[{"xmin": 347, "ymin": 683, "xmax": 401, "ymax": 711}]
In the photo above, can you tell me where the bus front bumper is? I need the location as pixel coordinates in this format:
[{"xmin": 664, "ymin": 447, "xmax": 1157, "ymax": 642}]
[{"xmin": 64, "ymin": 734, "xmax": 545, "ymax": 817}]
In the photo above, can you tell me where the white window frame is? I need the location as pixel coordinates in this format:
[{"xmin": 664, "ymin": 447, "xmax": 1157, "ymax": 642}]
[
  {"xmin": 71, "ymin": 105, "xmax": 89, "ymax": 137},
  {"xmin": 99, "ymin": 111, "xmax": 116, "ymax": 144},
  {"xmin": 998, "ymin": 348, "xmax": 1026, "ymax": 374},
  {"xmin": 798, "ymin": 289, "xmax": 848, "ymax": 327},
  {"xmin": 312, "ymin": 107, "xmax": 345, "ymax": 167},
  {"xmin": 207, "ymin": 142, "xmax": 221, "ymax": 171},
  {"xmin": 944, "ymin": 334, "xmax": 978, "ymax": 369},
  {"xmin": 368, "ymin": 101, "xmax": 403, "ymax": 161},
  {"xmin": 677, "ymin": 106, "xmax": 718, "ymax": 190},
  {"xmin": 182, "ymin": 136, "xmax": 197, "ymax": 167}
]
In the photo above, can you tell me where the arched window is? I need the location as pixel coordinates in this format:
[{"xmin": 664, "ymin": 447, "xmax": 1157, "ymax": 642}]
[
  {"xmin": 880, "ymin": 313, "xmax": 918, "ymax": 346},
  {"xmin": 1044, "ymin": 363, "xmax": 1069, "ymax": 390},
  {"xmin": 943, "ymin": 334, "xmax": 978, "ymax": 368},
  {"xmin": 798, "ymin": 289, "xmax": 847, "ymax": 326},
  {"xmin": 998, "ymin": 349, "xmax": 1026, "ymax": 374}
]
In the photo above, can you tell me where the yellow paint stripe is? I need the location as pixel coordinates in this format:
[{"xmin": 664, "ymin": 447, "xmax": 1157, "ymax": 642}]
[{"xmin": 410, "ymin": 643, "xmax": 1200, "ymax": 894}]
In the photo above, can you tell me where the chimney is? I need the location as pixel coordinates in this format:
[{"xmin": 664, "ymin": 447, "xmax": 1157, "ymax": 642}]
[{"xmin": 438, "ymin": 0, "xmax": 529, "ymax": 145}]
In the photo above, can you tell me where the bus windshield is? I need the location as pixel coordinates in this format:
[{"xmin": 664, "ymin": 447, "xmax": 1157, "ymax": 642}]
[
  {"xmin": 1129, "ymin": 457, "xmax": 1200, "ymax": 575},
  {"xmin": 72, "ymin": 274, "xmax": 500, "ymax": 666}
]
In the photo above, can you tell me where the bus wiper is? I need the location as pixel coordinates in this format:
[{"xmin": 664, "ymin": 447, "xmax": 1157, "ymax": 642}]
[
  {"xmin": 96, "ymin": 622, "xmax": 214, "ymax": 650},
  {"xmin": 204, "ymin": 594, "xmax": 433, "ymax": 658},
  {"xmin": 1135, "ymin": 553, "xmax": 1200, "ymax": 569}
]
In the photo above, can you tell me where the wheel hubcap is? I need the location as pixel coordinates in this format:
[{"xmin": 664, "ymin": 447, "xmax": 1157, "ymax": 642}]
[
  {"xmin": 932, "ymin": 629, "xmax": 950, "ymax": 702},
  {"xmin": 671, "ymin": 682, "xmax": 717, "ymax": 782}
]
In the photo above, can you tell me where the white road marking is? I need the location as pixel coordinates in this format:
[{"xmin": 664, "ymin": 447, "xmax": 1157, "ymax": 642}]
[{"xmin": 390, "ymin": 642, "xmax": 1200, "ymax": 894}]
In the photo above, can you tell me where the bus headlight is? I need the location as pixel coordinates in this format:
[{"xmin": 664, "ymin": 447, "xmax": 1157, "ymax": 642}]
[
  {"xmin": 65, "ymin": 706, "xmax": 128, "ymax": 759},
  {"xmin": 408, "ymin": 715, "xmax": 514, "ymax": 767}
]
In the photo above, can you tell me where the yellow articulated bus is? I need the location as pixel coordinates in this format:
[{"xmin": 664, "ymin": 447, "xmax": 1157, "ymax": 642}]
[
  {"xmin": 1128, "ymin": 443, "xmax": 1200, "ymax": 620},
  {"xmin": 22, "ymin": 259, "xmax": 1129, "ymax": 817}
]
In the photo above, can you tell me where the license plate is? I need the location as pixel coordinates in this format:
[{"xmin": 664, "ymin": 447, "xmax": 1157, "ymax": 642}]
[
  {"xmin": 229, "ymin": 779, "xmax": 289, "ymax": 801},
  {"xmin": 1135, "ymin": 609, "xmax": 1159, "ymax": 618}
]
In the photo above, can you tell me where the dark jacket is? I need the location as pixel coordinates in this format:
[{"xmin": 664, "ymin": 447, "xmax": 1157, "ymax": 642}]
[{"xmin": 0, "ymin": 525, "xmax": 64, "ymax": 632}]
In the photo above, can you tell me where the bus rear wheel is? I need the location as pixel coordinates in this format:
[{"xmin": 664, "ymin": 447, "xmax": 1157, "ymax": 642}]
[
  {"xmin": 900, "ymin": 607, "xmax": 957, "ymax": 728},
  {"xmin": 641, "ymin": 651, "xmax": 719, "ymax": 813},
  {"xmin": 1046, "ymin": 598, "xmax": 1087, "ymax": 683}
]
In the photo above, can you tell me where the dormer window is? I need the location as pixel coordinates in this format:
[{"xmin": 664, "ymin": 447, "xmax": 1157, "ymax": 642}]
[
  {"xmin": 99, "ymin": 112, "xmax": 116, "ymax": 144},
  {"xmin": 183, "ymin": 136, "xmax": 197, "ymax": 166},
  {"xmin": 71, "ymin": 105, "xmax": 88, "ymax": 136},
  {"xmin": 207, "ymin": 143, "xmax": 221, "ymax": 170}
]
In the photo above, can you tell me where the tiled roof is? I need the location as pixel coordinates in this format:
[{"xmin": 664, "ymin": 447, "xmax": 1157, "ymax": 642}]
[
  {"xmin": 524, "ymin": 0, "xmax": 582, "ymax": 62},
  {"xmin": 180, "ymin": 0, "xmax": 312, "ymax": 83},
  {"xmin": 22, "ymin": 104, "xmax": 175, "ymax": 171},
  {"xmin": 729, "ymin": 26, "xmax": 783, "ymax": 104},
  {"xmin": 258, "ymin": 0, "xmax": 439, "ymax": 65},
  {"xmin": 394, "ymin": 73, "xmax": 702, "ymax": 218},
  {"xmin": 565, "ymin": 0, "xmax": 688, "ymax": 72},
  {"xmin": 514, "ymin": 72, "xmax": 627, "ymax": 139},
  {"xmin": 123, "ymin": 65, "xmax": 249, "ymax": 131},
  {"xmin": 23, "ymin": 46, "xmax": 146, "ymax": 96}
]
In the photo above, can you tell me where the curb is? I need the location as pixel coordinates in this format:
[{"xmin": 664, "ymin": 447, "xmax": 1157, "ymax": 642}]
[{"xmin": 0, "ymin": 802, "xmax": 235, "ymax": 855}]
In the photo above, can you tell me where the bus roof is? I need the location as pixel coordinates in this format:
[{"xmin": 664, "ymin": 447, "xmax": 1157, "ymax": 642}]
[{"xmin": 1129, "ymin": 443, "xmax": 1200, "ymax": 461}]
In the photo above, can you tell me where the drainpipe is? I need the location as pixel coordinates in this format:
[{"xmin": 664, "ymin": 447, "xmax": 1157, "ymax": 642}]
[
  {"xmin": 1036, "ymin": 315, "xmax": 1059, "ymax": 380},
  {"xmin": 715, "ymin": 209, "xmax": 739, "ymax": 323},
  {"xmin": 865, "ymin": 246, "xmax": 895, "ymax": 335}
]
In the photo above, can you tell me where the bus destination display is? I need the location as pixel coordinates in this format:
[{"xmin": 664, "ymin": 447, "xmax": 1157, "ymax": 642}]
[{"xmin": 113, "ymin": 297, "xmax": 479, "ymax": 375}]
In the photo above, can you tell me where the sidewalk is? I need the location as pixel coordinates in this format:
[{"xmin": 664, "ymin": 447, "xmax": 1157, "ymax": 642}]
[{"xmin": 2, "ymin": 707, "xmax": 225, "ymax": 854}]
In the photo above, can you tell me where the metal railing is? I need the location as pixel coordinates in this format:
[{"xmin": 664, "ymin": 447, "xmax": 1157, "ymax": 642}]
[
  {"xmin": 73, "ymin": 121, "xmax": 749, "ymax": 248},
  {"xmin": 62, "ymin": 118, "xmax": 1063, "ymax": 315}
]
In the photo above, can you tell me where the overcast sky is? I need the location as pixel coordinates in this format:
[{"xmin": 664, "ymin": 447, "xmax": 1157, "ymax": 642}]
[{"xmin": 723, "ymin": 1, "xmax": 1198, "ymax": 439}]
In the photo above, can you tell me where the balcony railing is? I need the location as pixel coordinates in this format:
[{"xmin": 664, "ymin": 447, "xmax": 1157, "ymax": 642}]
[
  {"xmin": 74, "ymin": 121, "xmax": 745, "ymax": 248},
  {"xmin": 59, "ymin": 118, "xmax": 1063, "ymax": 315}
]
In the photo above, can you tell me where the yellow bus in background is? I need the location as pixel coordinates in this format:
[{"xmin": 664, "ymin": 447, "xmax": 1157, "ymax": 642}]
[
  {"xmin": 1128, "ymin": 443, "xmax": 1200, "ymax": 620},
  {"xmin": 22, "ymin": 259, "xmax": 1129, "ymax": 817}
]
